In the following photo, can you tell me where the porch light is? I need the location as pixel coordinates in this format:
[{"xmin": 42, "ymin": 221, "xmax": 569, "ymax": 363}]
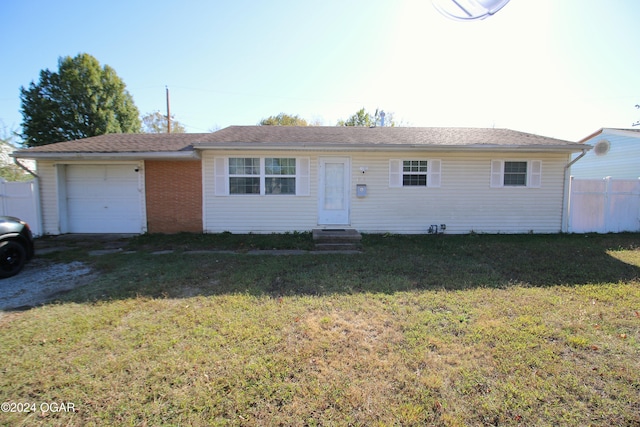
[{"xmin": 431, "ymin": 0, "xmax": 511, "ymax": 21}]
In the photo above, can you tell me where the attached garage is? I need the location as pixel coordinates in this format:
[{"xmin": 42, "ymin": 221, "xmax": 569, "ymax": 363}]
[
  {"xmin": 12, "ymin": 133, "xmax": 202, "ymax": 235},
  {"xmin": 14, "ymin": 133, "xmax": 202, "ymax": 235},
  {"xmin": 60, "ymin": 163, "xmax": 145, "ymax": 233}
]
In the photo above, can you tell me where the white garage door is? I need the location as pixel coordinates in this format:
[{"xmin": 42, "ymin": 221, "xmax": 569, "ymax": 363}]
[{"xmin": 65, "ymin": 164, "xmax": 143, "ymax": 233}]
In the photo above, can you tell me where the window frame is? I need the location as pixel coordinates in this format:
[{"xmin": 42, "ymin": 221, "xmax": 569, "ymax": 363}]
[
  {"xmin": 264, "ymin": 157, "xmax": 297, "ymax": 195},
  {"xmin": 228, "ymin": 157, "xmax": 261, "ymax": 195},
  {"xmin": 389, "ymin": 159, "xmax": 441, "ymax": 188},
  {"xmin": 402, "ymin": 160, "xmax": 428, "ymax": 187},
  {"xmin": 490, "ymin": 160, "xmax": 542, "ymax": 188},
  {"xmin": 214, "ymin": 157, "xmax": 310, "ymax": 196}
]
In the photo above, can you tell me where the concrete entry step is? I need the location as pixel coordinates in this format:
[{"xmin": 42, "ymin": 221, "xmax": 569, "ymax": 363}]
[{"xmin": 312, "ymin": 228, "xmax": 362, "ymax": 250}]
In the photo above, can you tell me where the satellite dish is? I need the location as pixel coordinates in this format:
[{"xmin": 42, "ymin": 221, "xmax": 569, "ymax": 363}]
[
  {"xmin": 594, "ymin": 139, "xmax": 611, "ymax": 156},
  {"xmin": 432, "ymin": 0, "xmax": 511, "ymax": 21}
]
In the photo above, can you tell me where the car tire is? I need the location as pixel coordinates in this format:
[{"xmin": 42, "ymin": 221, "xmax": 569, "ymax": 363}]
[{"xmin": 0, "ymin": 240, "xmax": 27, "ymax": 279}]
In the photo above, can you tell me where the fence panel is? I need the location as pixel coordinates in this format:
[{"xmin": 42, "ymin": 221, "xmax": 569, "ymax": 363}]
[
  {"xmin": 0, "ymin": 179, "xmax": 40, "ymax": 236},
  {"xmin": 569, "ymin": 177, "xmax": 640, "ymax": 233}
]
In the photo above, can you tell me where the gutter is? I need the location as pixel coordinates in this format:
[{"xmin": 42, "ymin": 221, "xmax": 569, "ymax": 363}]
[{"xmin": 193, "ymin": 143, "xmax": 587, "ymax": 153}]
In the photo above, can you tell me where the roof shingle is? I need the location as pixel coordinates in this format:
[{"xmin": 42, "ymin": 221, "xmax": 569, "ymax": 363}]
[
  {"xmin": 15, "ymin": 133, "xmax": 202, "ymax": 153},
  {"xmin": 194, "ymin": 126, "xmax": 578, "ymax": 147},
  {"xmin": 14, "ymin": 126, "xmax": 585, "ymax": 158}
]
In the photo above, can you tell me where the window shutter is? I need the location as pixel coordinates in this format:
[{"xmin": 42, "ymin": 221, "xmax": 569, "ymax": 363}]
[
  {"xmin": 389, "ymin": 159, "xmax": 402, "ymax": 187},
  {"xmin": 490, "ymin": 160, "xmax": 503, "ymax": 188},
  {"xmin": 296, "ymin": 157, "xmax": 310, "ymax": 196},
  {"xmin": 529, "ymin": 160, "xmax": 542, "ymax": 187},
  {"xmin": 214, "ymin": 157, "xmax": 228, "ymax": 196},
  {"xmin": 428, "ymin": 159, "xmax": 441, "ymax": 187}
]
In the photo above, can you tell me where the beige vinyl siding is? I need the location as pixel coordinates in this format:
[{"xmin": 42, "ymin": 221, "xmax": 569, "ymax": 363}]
[
  {"xmin": 202, "ymin": 151, "xmax": 317, "ymax": 233},
  {"xmin": 203, "ymin": 150, "xmax": 570, "ymax": 234},
  {"xmin": 35, "ymin": 160, "xmax": 60, "ymax": 235},
  {"xmin": 352, "ymin": 152, "xmax": 568, "ymax": 234}
]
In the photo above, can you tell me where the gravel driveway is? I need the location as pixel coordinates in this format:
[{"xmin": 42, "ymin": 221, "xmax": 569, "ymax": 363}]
[
  {"xmin": 0, "ymin": 258, "xmax": 95, "ymax": 311},
  {"xmin": 0, "ymin": 234, "xmax": 134, "ymax": 311}
]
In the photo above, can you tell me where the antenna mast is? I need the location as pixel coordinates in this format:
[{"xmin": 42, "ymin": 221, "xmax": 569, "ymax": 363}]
[{"xmin": 166, "ymin": 86, "xmax": 171, "ymax": 133}]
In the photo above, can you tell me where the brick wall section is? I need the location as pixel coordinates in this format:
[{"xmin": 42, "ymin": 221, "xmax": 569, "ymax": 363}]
[{"xmin": 145, "ymin": 160, "xmax": 202, "ymax": 233}]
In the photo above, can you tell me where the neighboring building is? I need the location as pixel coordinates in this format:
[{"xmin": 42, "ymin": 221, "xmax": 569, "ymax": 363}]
[
  {"xmin": 13, "ymin": 126, "xmax": 588, "ymax": 235},
  {"xmin": 571, "ymin": 128, "xmax": 640, "ymax": 179}
]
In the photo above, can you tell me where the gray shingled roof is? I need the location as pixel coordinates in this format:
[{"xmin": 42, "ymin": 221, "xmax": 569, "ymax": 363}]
[
  {"xmin": 13, "ymin": 126, "xmax": 587, "ymax": 158},
  {"xmin": 14, "ymin": 133, "xmax": 202, "ymax": 153},
  {"xmin": 195, "ymin": 126, "xmax": 580, "ymax": 148}
]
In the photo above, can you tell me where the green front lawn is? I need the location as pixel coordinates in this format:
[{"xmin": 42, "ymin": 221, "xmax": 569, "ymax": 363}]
[{"xmin": 1, "ymin": 233, "xmax": 639, "ymax": 426}]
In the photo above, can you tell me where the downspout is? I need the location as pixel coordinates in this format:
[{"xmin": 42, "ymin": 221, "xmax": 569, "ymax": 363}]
[
  {"xmin": 565, "ymin": 149, "xmax": 588, "ymax": 171},
  {"xmin": 562, "ymin": 149, "xmax": 589, "ymax": 232},
  {"xmin": 13, "ymin": 157, "xmax": 38, "ymax": 178}
]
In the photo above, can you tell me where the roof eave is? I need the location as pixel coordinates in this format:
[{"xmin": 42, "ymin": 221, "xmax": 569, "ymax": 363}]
[
  {"xmin": 11, "ymin": 151, "xmax": 201, "ymax": 161},
  {"xmin": 195, "ymin": 143, "xmax": 590, "ymax": 153}
]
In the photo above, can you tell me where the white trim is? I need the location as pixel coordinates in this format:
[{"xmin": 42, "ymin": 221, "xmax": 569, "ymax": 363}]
[
  {"xmin": 490, "ymin": 160, "xmax": 504, "ymax": 188},
  {"xmin": 490, "ymin": 160, "xmax": 542, "ymax": 188},
  {"xmin": 389, "ymin": 159, "xmax": 402, "ymax": 187},
  {"xmin": 428, "ymin": 159, "xmax": 442, "ymax": 188},
  {"xmin": 318, "ymin": 156, "xmax": 351, "ymax": 225},
  {"xmin": 193, "ymin": 143, "xmax": 585, "ymax": 153},
  {"xmin": 389, "ymin": 158, "xmax": 442, "ymax": 188},
  {"xmin": 215, "ymin": 156, "xmax": 310, "ymax": 197},
  {"xmin": 529, "ymin": 160, "xmax": 542, "ymax": 188},
  {"xmin": 214, "ymin": 157, "xmax": 228, "ymax": 196},
  {"xmin": 296, "ymin": 157, "xmax": 310, "ymax": 196},
  {"xmin": 13, "ymin": 151, "xmax": 200, "ymax": 161}
]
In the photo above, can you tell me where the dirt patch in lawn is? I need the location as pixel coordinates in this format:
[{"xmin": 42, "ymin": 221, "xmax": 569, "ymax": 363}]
[{"xmin": 0, "ymin": 258, "xmax": 96, "ymax": 311}]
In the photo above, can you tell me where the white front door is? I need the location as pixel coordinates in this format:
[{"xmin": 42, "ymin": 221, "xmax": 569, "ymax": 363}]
[{"xmin": 318, "ymin": 157, "xmax": 350, "ymax": 225}]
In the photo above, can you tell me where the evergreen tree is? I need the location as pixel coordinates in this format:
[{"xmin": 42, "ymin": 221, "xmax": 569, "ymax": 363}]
[{"xmin": 20, "ymin": 53, "xmax": 141, "ymax": 146}]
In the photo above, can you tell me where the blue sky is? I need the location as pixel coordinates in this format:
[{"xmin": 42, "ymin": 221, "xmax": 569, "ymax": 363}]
[{"xmin": 2, "ymin": 0, "xmax": 640, "ymax": 141}]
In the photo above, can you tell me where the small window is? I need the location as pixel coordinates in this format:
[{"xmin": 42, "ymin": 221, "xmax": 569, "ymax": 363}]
[
  {"xmin": 503, "ymin": 161, "xmax": 527, "ymax": 186},
  {"xmin": 390, "ymin": 159, "xmax": 441, "ymax": 188},
  {"xmin": 403, "ymin": 160, "xmax": 428, "ymax": 186},
  {"xmin": 490, "ymin": 160, "xmax": 542, "ymax": 188}
]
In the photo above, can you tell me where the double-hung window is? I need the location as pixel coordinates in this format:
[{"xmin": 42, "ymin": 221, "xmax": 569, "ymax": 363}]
[
  {"xmin": 503, "ymin": 161, "xmax": 527, "ymax": 186},
  {"xmin": 402, "ymin": 160, "xmax": 428, "ymax": 186},
  {"xmin": 491, "ymin": 160, "xmax": 541, "ymax": 188},
  {"xmin": 265, "ymin": 158, "xmax": 296, "ymax": 195},
  {"xmin": 389, "ymin": 159, "xmax": 441, "ymax": 188},
  {"xmin": 229, "ymin": 157, "xmax": 260, "ymax": 194},
  {"xmin": 215, "ymin": 157, "xmax": 310, "ymax": 196}
]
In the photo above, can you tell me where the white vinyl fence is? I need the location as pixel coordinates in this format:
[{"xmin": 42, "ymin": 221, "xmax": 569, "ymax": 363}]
[
  {"xmin": 569, "ymin": 177, "xmax": 640, "ymax": 233},
  {"xmin": 0, "ymin": 178, "xmax": 41, "ymax": 236}
]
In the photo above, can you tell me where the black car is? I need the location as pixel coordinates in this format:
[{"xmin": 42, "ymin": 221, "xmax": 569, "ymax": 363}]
[{"xmin": 0, "ymin": 216, "xmax": 35, "ymax": 278}]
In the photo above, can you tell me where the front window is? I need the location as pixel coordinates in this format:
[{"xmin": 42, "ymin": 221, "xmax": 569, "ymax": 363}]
[
  {"xmin": 265, "ymin": 158, "xmax": 296, "ymax": 195},
  {"xmin": 228, "ymin": 157, "xmax": 297, "ymax": 195},
  {"xmin": 229, "ymin": 158, "xmax": 260, "ymax": 194}
]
